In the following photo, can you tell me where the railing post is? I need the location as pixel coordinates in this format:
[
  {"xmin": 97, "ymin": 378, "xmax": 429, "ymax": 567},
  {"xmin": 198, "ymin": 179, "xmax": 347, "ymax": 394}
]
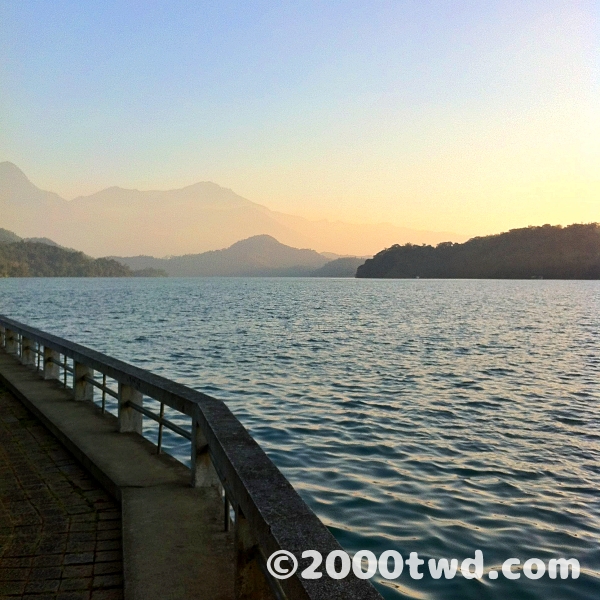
[
  {"xmin": 0, "ymin": 325, "xmax": 5, "ymax": 348},
  {"xmin": 74, "ymin": 362, "xmax": 94, "ymax": 402},
  {"xmin": 118, "ymin": 383, "xmax": 143, "ymax": 433},
  {"xmin": 44, "ymin": 347, "xmax": 60, "ymax": 380},
  {"xmin": 21, "ymin": 337, "xmax": 36, "ymax": 366},
  {"xmin": 235, "ymin": 509, "xmax": 276, "ymax": 600},
  {"xmin": 191, "ymin": 416, "xmax": 221, "ymax": 489},
  {"xmin": 5, "ymin": 329, "xmax": 18, "ymax": 354}
]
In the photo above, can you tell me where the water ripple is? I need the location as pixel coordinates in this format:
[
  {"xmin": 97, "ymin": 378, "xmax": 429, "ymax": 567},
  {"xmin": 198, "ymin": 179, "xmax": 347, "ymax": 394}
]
[{"xmin": 0, "ymin": 278, "xmax": 598, "ymax": 599}]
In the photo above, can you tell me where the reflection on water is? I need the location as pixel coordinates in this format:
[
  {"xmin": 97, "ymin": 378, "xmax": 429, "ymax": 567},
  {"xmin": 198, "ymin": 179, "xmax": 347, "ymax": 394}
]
[{"xmin": 1, "ymin": 278, "xmax": 599, "ymax": 599}]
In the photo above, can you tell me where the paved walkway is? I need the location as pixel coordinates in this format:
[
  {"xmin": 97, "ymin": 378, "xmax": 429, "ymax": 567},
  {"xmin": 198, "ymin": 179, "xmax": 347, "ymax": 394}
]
[{"xmin": 0, "ymin": 384, "xmax": 123, "ymax": 600}]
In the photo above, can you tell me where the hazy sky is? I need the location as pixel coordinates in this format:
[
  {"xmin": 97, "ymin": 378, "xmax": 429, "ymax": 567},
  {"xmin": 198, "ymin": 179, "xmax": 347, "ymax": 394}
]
[{"xmin": 1, "ymin": 1, "xmax": 598, "ymax": 235}]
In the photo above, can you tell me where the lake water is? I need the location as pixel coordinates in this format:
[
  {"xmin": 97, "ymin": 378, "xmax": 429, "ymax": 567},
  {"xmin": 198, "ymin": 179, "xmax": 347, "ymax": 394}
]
[{"xmin": 1, "ymin": 278, "xmax": 598, "ymax": 599}]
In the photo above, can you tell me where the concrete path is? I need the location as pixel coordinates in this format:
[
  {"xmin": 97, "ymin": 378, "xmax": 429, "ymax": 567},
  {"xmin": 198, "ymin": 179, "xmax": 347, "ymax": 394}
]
[
  {"xmin": 0, "ymin": 352, "xmax": 234, "ymax": 600},
  {"xmin": 0, "ymin": 384, "xmax": 123, "ymax": 600}
]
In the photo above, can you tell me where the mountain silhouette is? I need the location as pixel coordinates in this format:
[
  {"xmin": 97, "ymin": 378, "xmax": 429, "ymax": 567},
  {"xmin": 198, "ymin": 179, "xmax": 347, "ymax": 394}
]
[
  {"xmin": 0, "ymin": 162, "xmax": 465, "ymax": 257},
  {"xmin": 356, "ymin": 224, "xmax": 600, "ymax": 279},
  {"xmin": 113, "ymin": 235, "xmax": 330, "ymax": 276}
]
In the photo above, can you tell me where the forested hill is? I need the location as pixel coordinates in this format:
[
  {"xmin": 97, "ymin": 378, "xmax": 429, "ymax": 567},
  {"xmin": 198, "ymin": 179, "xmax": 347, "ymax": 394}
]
[
  {"xmin": 0, "ymin": 242, "xmax": 132, "ymax": 277},
  {"xmin": 356, "ymin": 224, "xmax": 600, "ymax": 279}
]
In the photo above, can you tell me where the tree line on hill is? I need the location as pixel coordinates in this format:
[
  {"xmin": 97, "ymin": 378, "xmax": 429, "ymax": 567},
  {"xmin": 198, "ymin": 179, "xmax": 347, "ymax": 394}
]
[
  {"xmin": 3, "ymin": 223, "xmax": 599, "ymax": 279},
  {"xmin": 0, "ymin": 229, "xmax": 361, "ymax": 277},
  {"xmin": 356, "ymin": 224, "xmax": 600, "ymax": 279},
  {"xmin": 0, "ymin": 228, "xmax": 169, "ymax": 277},
  {"xmin": 0, "ymin": 241, "xmax": 134, "ymax": 277}
]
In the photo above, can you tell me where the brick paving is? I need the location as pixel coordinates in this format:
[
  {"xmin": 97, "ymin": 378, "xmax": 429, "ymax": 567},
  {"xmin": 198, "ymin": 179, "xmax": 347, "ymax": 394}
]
[{"xmin": 0, "ymin": 384, "xmax": 123, "ymax": 600}]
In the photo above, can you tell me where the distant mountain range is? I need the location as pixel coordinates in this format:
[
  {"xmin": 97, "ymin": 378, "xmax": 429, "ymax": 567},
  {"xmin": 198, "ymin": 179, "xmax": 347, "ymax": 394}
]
[
  {"xmin": 0, "ymin": 227, "xmax": 366, "ymax": 277},
  {"xmin": 0, "ymin": 162, "xmax": 465, "ymax": 257},
  {"xmin": 112, "ymin": 235, "xmax": 366, "ymax": 277},
  {"xmin": 4, "ymin": 221, "xmax": 597, "ymax": 279}
]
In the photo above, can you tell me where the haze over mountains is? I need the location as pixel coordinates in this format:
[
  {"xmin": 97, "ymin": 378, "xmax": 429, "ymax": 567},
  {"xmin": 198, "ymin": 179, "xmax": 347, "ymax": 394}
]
[
  {"xmin": 114, "ymin": 235, "xmax": 335, "ymax": 277},
  {"xmin": 0, "ymin": 162, "xmax": 465, "ymax": 258},
  {"xmin": 1, "ymin": 226, "xmax": 366, "ymax": 277}
]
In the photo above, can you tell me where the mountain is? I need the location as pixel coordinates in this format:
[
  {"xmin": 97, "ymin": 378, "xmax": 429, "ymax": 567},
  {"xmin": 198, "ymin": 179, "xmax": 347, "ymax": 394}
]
[
  {"xmin": 0, "ymin": 241, "xmax": 132, "ymax": 277},
  {"xmin": 23, "ymin": 237, "xmax": 62, "ymax": 247},
  {"xmin": 312, "ymin": 257, "xmax": 366, "ymax": 277},
  {"xmin": 356, "ymin": 223, "xmax": 600, "ymax": 279},
  {"xmin": 0, "ymin": 162, "xmax": 466, "ymax": 257},
  {"xmin": 0, "ymin": 226, "xmax": 166, "ymax": 277},
  {"xmin": 114, "ymin": 235, "xmax": 330, "ymax": 276},
  {"xmin": 0, "ymin": 162, "xmax": 65, "ymax": 209},
  {"xmin": 0, "ymin": 226, "xmax": 73, "ymax": 250},
  {"xmin": 0, "ymin": 228, "xmax": 21, "ymax": 244},
  {"xmin": 320, "ymin": 251, "xmax": 370, "ymax": 261}
]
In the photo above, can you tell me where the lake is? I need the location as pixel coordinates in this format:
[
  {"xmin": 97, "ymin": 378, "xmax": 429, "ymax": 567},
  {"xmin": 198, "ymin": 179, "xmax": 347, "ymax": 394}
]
[{"xmin": 0, "ymin": 277, "xmax": 598, "ymax": 599}]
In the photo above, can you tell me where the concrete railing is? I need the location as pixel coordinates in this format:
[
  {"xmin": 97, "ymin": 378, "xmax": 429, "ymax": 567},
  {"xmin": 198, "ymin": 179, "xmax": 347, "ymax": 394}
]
[{"xmin": 0, "ymin": 315, "xmax": 383, "ymax": 600}]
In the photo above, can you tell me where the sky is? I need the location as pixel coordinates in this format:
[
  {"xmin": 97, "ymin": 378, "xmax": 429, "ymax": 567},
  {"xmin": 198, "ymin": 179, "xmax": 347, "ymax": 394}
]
[{"xmin": 1, "ymin": 0, "xmax": 598, "ymax": 236}]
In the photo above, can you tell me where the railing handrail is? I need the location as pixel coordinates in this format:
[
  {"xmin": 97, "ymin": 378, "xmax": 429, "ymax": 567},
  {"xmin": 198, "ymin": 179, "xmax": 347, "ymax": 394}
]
[{"xmin": 0, "ymin": 315, "xmax": 383, "ymax": 600}]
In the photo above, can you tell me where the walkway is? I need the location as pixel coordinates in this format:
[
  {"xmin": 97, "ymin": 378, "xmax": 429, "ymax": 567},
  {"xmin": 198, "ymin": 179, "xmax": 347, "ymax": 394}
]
[{"xmin": 0, "ymin": 384, "xmax": 123, "ymax": 600}]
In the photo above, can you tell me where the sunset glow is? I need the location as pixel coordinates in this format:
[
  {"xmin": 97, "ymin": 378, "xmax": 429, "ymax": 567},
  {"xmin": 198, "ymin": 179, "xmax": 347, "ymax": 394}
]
[{"xmin": 1, "ymin": 1, "xmax": 598, "ymax": 237}]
